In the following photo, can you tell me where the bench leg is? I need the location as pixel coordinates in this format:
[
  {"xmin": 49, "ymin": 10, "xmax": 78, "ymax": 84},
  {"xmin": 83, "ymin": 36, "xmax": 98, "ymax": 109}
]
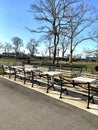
[
  {"xmin": 60, "ymin": 78, "xmax": 68, "ymax": 98},
  {"xmin": 87, "ymin": 83, "xmax": 94, "ymax": 109}
]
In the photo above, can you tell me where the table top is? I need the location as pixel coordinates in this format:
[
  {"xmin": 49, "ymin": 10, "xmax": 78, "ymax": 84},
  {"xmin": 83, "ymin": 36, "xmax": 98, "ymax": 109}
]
[
  {"xmin": 12, "ymin": 65, "xmax": 39, "ymax": 71},
  {"xmin": 25, "ymin": 67, "xmax": 39, "ymax": 72},
  {"xmin": 12, "ymin": 65, "xmax": 24, "ymax": 69},
  {"xmin": 73, "ymin": 76, "xmax": 96, "ymax": 83},
  {"xmin": 43, "ymin": 71, "xmax": 62, "ymax": 76}
]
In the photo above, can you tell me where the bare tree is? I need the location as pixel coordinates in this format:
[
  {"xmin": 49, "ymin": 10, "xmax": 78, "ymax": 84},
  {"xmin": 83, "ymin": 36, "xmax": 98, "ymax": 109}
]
[
  {"xmin": 83, "ymin": 48, "xmax": 94, "ymax": 57},
  {"xmin": 3, "ymin": 42, "xmax": 13, "ymax": 53},
  {"xmin": 60, "ymin": 37, "xmax": 69, "ymax": 59},
  {"xmin": 84, "ymin": 44, "xmax": 98, "ymax": 62},
  {"xmin": 26, "ymin": 38, "xmax": 39, "ymax": 56},
  {"xmin": 11, "ymin": 37, "xmax": 23, "ymax": 55},
  {"xmin": 64, "ymin": 0, "xmax": 98, "ymax": 63},
  {"xmin": 28, "ymin": 0, "xmax": 98, "ymax": 63},
  {"xmin": 0, "ymin": 42, "xmax": 3, "ymax": 54},
  {"xmin": 29, "ymin": 0, "xmax": 79, "ymax": 64},
  {"xmin": 44, "ymin": 38, "xmax": 54, "ymax": 62}
]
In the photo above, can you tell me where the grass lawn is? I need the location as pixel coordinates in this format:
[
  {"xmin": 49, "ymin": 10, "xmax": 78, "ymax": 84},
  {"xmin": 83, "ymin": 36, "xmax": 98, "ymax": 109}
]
[
  {"xmin": 0, "ymin": 57, "xmax": 98, "ymax": 73},
  {"xmin": 0, "ymin": 57, "xmax": 20, "ymax": 62},
  {"xmin": 71, "ymin": 61, "xmax": 98, "ymax": 70}
]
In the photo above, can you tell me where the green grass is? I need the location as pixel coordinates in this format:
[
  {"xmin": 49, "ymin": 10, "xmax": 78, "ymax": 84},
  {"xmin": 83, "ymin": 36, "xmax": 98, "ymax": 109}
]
[
  {"xmin": 0, "ymin": 58, "xmax": 20, "ymax": 62},
  {"xmin": 71, "ymin": 61, "xmax": 98, "ymax": 70},
  {"xmin": 0, "ymin": 57, "xmax": 98, "ymax": 71}
]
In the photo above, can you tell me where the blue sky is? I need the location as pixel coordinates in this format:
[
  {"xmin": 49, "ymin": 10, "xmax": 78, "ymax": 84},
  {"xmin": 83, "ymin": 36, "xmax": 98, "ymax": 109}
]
[
  {"xmin": 0, "ymin": 0, "xmax": 98, "ymax": 56},
  {"xmin": 0, "ymin": 0, "xmax": 34, "ymax": 44}
]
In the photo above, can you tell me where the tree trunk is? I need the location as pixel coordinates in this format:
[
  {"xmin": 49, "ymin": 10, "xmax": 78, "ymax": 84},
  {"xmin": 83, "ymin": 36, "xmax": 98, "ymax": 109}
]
[
  {"xmin": 69, "ymin": 51, "xmax": 73, "ymax": 63},
  {"xmin": 62, "ymin": 49, "xmax": 65, "ymax": 60},
  {"xmin": 53, "ymin": 31, "xmax": 57, "ymax": 64},
  {"xmin": 69, "ymin": 38, "xmax": 73, "ymax": 63},
  {"xmin": 53, "ymin": 45, "xmax": 57, "ymax": 64}
]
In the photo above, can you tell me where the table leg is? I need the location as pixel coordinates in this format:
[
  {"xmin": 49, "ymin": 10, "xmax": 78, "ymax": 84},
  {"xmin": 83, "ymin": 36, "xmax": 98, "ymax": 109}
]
[
  {"xmin": 73, "ymin": 80, "xmax": 75, "ymax": 87},
  {"xmin": 46, "ymin": 75, "xmax": 55, "ymax": 93},
  {"xmin": 60, "ymin": 77, "xmax": 68, "ymax": 98},
  {"xmin": 87, "ymin": 82, "xmax": 95, "ymax": 109},
  {"xmin": 31, "ymin": 71, "xmax": 34, "ymax": 87},
  {"xmin": 87, "ymin": 83, "xmax": 90, "ymax": 108}
]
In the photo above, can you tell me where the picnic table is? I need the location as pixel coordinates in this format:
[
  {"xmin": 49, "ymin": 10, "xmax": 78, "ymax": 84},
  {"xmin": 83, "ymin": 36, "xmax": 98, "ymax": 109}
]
[
  {"xmin": 11, "ymin": 65, "xmax": 40, "ymax": 87},
  {"xmin": 73, "ymin": 77, "xmax": 96, "ymax": 108},
  {"xmin": 43, "ymin": 71, "xmax": 63, "ymax": 93}
]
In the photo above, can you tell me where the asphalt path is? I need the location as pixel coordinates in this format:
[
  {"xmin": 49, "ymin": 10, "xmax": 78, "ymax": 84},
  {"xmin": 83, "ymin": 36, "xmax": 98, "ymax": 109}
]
[{"xmin": 0, "ymin": 77, "xmax": 98, "ymax": 130}]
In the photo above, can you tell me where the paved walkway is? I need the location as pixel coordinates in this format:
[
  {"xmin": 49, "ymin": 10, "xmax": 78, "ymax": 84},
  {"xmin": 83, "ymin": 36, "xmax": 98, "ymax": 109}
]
[
  {"xmin": 0, "ymin": 77, "xmax": 98, "ymax": 130},
  {"xmin": 0, "ymin": 75, "xmax": 98, "ymax": 116}
]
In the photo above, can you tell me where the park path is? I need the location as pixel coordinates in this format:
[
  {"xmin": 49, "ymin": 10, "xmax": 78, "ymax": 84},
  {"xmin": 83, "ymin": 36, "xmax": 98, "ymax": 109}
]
[{"xmin": 0, "ymin": 77, "xmax": 98, "ymax": 130}]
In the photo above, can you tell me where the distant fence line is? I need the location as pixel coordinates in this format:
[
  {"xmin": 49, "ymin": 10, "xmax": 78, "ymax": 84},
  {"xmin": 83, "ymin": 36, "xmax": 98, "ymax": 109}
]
[{"xmin": 0, "ymin": 61, "xmax": 22, "ymax": 67}]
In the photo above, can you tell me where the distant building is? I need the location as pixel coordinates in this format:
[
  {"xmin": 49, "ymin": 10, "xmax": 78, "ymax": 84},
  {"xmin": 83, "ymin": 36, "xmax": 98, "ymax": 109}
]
[
  {"xmin": 2, "ymin": 52, "xmax": 16, "ymax": 57},
  {"xmin": 86, "ymin": 56, "xmax": 96, "ymax": 62}
]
